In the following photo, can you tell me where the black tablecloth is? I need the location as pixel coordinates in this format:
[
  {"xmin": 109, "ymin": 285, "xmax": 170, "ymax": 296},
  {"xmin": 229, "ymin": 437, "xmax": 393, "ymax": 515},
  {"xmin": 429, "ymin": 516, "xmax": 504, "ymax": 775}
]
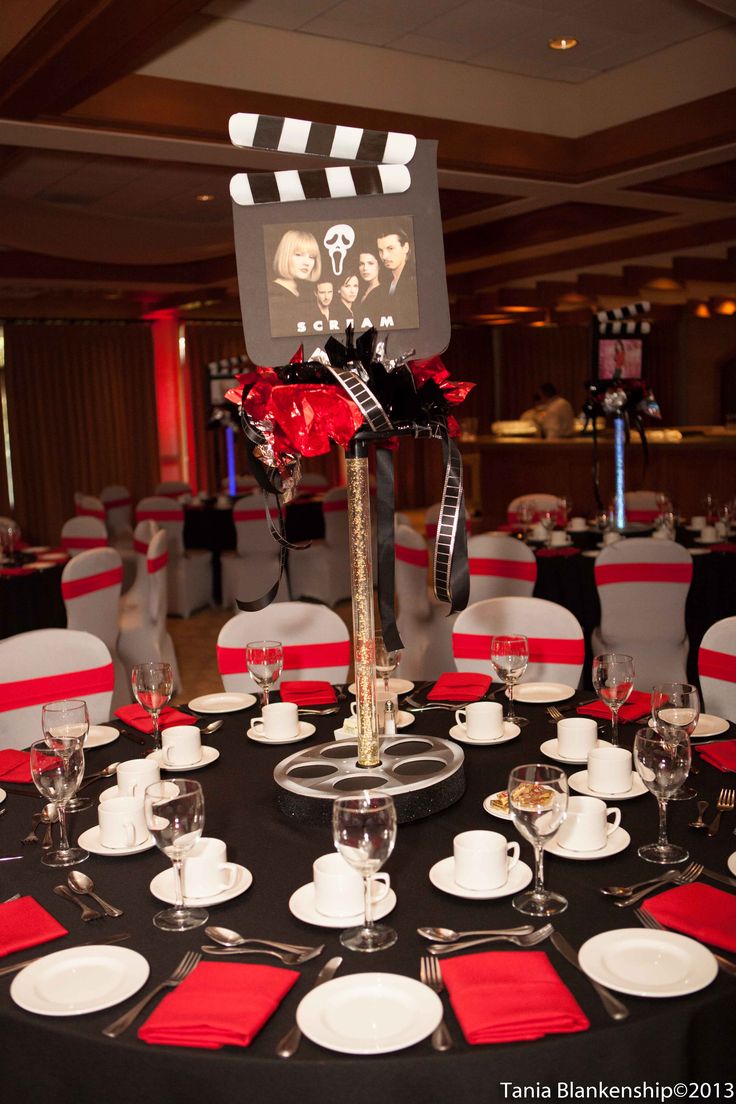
[
  {"xmin": 0, "ymin": 563, "xmax": 66, "ymax": 640},
  {"xmin": 1, "ymin": 693, "xmax": 734, "ymax": 1102}
]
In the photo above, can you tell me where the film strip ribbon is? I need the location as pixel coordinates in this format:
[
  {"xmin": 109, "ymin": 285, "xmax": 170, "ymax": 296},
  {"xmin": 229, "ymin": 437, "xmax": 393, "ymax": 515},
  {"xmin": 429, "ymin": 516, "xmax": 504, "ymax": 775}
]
[
  {"xmin": 596, "ymin": 301, "xmax": 650, "ymax": 322},
  {"xmin": 433, "ymin": 429, "xmax": 469, "ymax": 612},
  {"xmin": 322, "ymin": 364, "xmax": 393, "ymax": 433},
  {"xmin": 598, "ymin": 321, "xmax": 651, "ymax": 336}
]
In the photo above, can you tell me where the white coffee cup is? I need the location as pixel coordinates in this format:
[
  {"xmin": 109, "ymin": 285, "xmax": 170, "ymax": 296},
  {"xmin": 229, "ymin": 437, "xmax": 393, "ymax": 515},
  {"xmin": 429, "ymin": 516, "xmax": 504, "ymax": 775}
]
[
  {"xmin": 115, "ymin": 758, "xmax": 160, "ymax": 798},
  {"xmin": 550, "ymin": 530, "xmax": 569, "ymax": 547},
  {"xmin": 603, "ymin": 530, "xmax": 622, "ymax": 545},
  {"xmin": 98, "ymin": 796, "xmax": 148, "ymax": 849},
  {"xmin": 251, "ymin": 701, "xmax": 300, "ymax": 741},
  {"xmin": 531, "ymin": 523, "xmax": 546, "ymax": 542},
  {"xmin": 182, "ymin": 837, "xmax": 238, "ymax": 899},
  {"xmin": 569, "ymin": 517, "xmax": 587, "ymax": 531},
  {"xmin": 453, "ymin": 829, "xmax": 520, "ymax": 891},
  {"xmin": 556, "ymin": 717, "xmax": 598, "ymax": 759},
  {"xmin": 701, "ymin": 524, "xmax": 717, "ymax": 542},
  {"xmin": 455, "ymin": 700, "xmax": 503, "ymax": 741},
  {"xmin": 587, "ymin": 745, "xmax": 633, "ymax": 794},
  {"xmin": 312, "ymin": 852, "xmax": 390, "ymax": 917},
  {"xmin": 557, "ymin": 796, "xmax": 621, "ymax": 852},
  {"xmin": 690, "ymin": 515, "xmax": 706, "ymax": 530},
  {"xmin": 161, "ymin": 724, "xmax": 202, "ymax": 766}
]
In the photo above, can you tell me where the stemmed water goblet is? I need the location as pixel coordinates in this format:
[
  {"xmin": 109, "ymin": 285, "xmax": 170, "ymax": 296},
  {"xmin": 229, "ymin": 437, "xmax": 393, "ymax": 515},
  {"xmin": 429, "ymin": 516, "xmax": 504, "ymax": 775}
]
[
  {"xmin": 633, "ymin": 723, "xmax": 690, "ymax": 864},
  {"xmin": 332, "ymin": 792, "xmax": 397, "ymax": 952},
  {"xmin": 507, "ymin": 763, "xmax": 568, "ymax": 916},
  {"xmin": 41, "ymin": 699, "xmax": 92, "ymax": 812},
  {"xmin": 144, "ymin": 778, "xmax": 206, "ymax": 931},
  {"xmin": 245, "ymin": 640, "xmax": 283, "ymax": 709},
  {"xmin": 651, "ymin": 682, "xmax": 699, "ymax": 801},
  {"xmin": 375, "ymin": 631, "xmax": 401, "ymax": 699},
  {"xmin": 30, "ymin": 740, "xmax": 88, "ymax": 867},
  {"xmin": 490, "ymin": 634, "xmax": 529, "ymax": 727},
  {"xmin": 131, "ymin": 661, "xmax": 173, "ymax": 750},
  {"xmin": 592, "ymin": 653, "xmax": 634, "ymax": 747}
]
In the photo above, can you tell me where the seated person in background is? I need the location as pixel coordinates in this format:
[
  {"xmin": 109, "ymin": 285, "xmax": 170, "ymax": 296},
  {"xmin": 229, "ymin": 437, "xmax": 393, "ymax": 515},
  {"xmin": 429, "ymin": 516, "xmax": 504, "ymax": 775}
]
[
  {"xmin": 533, "ymin": 382, "xmax": 576, "ymax": 439},
  {"xmin": 520, "ymin": 391, "xmax": 544, "ymax": 425}
]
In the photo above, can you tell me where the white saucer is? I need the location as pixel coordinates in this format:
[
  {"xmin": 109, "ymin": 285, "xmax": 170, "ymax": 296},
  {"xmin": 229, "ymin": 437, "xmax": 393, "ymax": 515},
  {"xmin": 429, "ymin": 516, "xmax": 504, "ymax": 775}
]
[
  {"xmin": 578, "ymin": 929, "xmax": 717, "ymax": 998},
  {"xmin": 29, "ymin": 561, "xmax": 55, "ymax": 570},
  {"xmin": 146, "ymin": 746, "xmax": 220, "ymax": 770},
  {"xmin": 540, "ymin": 737, "xmax": 609, "ymax": 765},
  {"xmin": 24, "ymin": 546, "xmax": 50, "ymax": 554},
  {"xmin": 188, "ymin": 692, "xmax": 256, "ymax": 714},
  {"xmin": 0, "ymin": 787, "xmax": 5, "ymax": 805},
  {"xmin": 690, "ymin": 548, "xmax": 712, "ymax": 556},
  {"xmin": 85, "ymin": 725, "xmax": 120, "ymax": 749},
  {"xmin": 482, "ymin": 792, "xmax": 512, "ymax": 821},
  {"xmin": 78, "ymin": 824, "xmax": 156, "ymax": 856},
  {"xmin": 582, "ymin": 550, "xmax": 599, "ymax": 558},
  {"xmin": 727, "ymin": 852, "xmax": 736, "ymax": 878},
  {"xmin": 429, "ymin": 856, "xmax": 532, "ymax": 899},
  {"xmin": 694, "ymin": 536, "xmax": 718, "ymax": 545},
  {"xmin": 514, "ymin": 683, "xmax": 575, "ymax": 704},
  {"xmin": 693, "ymin": 713, "xmax": 730, "ymax": 738},
  {"xmin": 150, "ymin": 863, "xmax": 253, "ymax": 907},
  {"xmin": 246, "ymin": 721, "xmax": 316, "ymax": 745},
  {"xmin": 37, "ymin": 552, "xmax": 67, "ymax": 562},
  {"xmin": 348, "ymin": 678, "xmax": 414, "ymax": 696},
  {"xmin": 545, "ymin": 826, "xmax": 631, "ymax": 860},
  {"xmin": 449, "ymin": 721, "xmax": 519, "ymax": 746},
  {"xmin": 289, "ymin": 882, "xmax": 397, "ymax": 928},
  {"xmin": 10, "ymin": 946, "xmax": 149, "ymax": 1016},
  {"xmin": 568, "ymin": 770, "xmax": 647, "ymax": 800}
]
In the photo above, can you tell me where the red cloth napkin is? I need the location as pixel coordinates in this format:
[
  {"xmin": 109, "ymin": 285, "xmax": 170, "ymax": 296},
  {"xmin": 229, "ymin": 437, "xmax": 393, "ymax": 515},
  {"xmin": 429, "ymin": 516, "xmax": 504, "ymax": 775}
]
[
  {"xmin": 279, "ymin": 680, "xmax": 337, "ymax": 706},
  {"xmin": 697, "ymin": 740, "xmax": 736, "ymax": 772},
  {"xmin": 577, "ymin": 689, "xmax": 650, "ymax": 722},
  {"xmin": 440, "ymin": 951, "xmax": 589, "ymax": 1044},
  {"xmin": 138, "ymin": 962, "xmax": 299, "ymax": 1048},
  {"xmin": 0, "ymin": 749, "xmax": 36, "ymax": 784},
  {"xmin": 535, "ymin": 546, "xmax": 580, "ymax": 558},
  {"xmin": 115, "ymin": 705, "xmax": 193, "ymax": 734},
  {"xmin": 427, "ymin": 672, "xmax": 492, "ymax": 701},
  {"xmin": 0, "ymin": 896, "xmax": 68, "ymax": 958},
  {"xmin": 643, "ymin": 883, "xmax": 736, "ymax": 953}
]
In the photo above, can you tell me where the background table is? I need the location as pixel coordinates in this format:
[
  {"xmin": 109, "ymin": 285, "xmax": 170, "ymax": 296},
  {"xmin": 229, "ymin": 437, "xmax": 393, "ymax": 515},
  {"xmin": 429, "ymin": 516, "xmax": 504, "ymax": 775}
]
[{"xmin": 0, "ymin": 561, "xmax": 66, "ymax": 640}]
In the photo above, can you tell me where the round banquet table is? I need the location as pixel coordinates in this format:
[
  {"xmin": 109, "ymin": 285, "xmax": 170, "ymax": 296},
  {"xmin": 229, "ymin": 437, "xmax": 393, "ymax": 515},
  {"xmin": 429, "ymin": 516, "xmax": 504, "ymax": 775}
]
[
  {"xmin": 0, "ymin": 561, "xmax": 66, "ymax": 640},
  {"xmin": 0, "ymin": 692, "xmax": 734, "ymax": 1102}
]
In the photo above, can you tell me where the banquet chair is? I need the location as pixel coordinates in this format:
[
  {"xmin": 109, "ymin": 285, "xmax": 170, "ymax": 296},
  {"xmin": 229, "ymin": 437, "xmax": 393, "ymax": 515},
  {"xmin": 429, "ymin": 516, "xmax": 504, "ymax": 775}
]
[
  {"xmin": 452, "ymin": 596, "xmax": 585, "ymax": 687},
  {"xmin": 60, "ymin": 515, "xmax": 109, "ymax": 557},
  {"xmin": 74, "ymin": 493, "xmax": 106, "ymax": 521},
  {"xmin": 467, "ymin": 533, "xmax": 537, "ymax": 603},
  {"xmin": 624, "ymin": 490, "xmax": 667, "ymax": 524},
  {"xmin": 217, "ymin": 603, "xmax": 351, "ymax": 692},
  {"xmin": 220, "ymin": 492, "xmax": 289, "ymax": 608},
  {"xmin": 506, "ymin": 493, "xmax": 561, "ymax": 526},
  {"xmin": 154, "ymin": 480, "xmax": 192, "ymax": 500},
  {"xmin": 394, "ymin": 523, "xmax": 457, "ymax": 679},
  {"xmin": 698, "ymin": 616, "xmax": 736, "ymax": 722},
  {"xmin": 288, "ymin": 486, "xmax": 351, "ymax": 607},
  {"xmin": 61, "ymin": 547, "xmax": 130, "ymax": 711},
  {"xmin": 592, "ymin": 537, "xmax": 693, "ymax": 690},
  {"xmin": 0, "ymin": 629, "xmax": 114, "ymax": 751},
  {"xmin": 424, "ymin": 502, "xmax": 471, "ymax": 542},
  {"xmin": 100, "ymin": 484, "xmax": 133, "ymax": 544},
  {"xmin": 119, "ymin": 519, "xmax": 157, "ymax": 612},
  {"xmin": 135, "ymin": 496, "xmax": 211, "ymax": 618},
  {"xmin": 117, "ymin": 527, "xmax": 181, "ymax": 692}
]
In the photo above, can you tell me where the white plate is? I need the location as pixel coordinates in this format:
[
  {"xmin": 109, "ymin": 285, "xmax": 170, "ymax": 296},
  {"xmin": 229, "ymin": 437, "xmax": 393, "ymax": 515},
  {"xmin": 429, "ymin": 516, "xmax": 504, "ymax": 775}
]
[
  {"xmin": 694, "ymin": 536, "xmax": 718, "ymax": 545},
  {"xmin": 85, "ymin": 725, "xmax": 119, "ymax": 749},
  {"xmin": 24, "ymin": 546, "xmax": 50, "ymax": 554},
  {"xmin": 545, "ymin": 826, "xmax": 630, "ymax": 860},
  {"xmin": 246, "ymin": 722, "xmax": 315, "ymax": 745},
  {"xmin": 28, "ymin": 562, "xmax": 55, "ymax": 571},
  {"xmin": 582, "ymin": 550, "xmax": 599, "ymax": 558},
  {"xmin": 332, "ymin": 712, "xmax": 415, "ymax": 740},
  {"xmin": 727, "ymin": 852, "xmax": 736, "ymax": 878},
  {"xmin": 146, "ymin": 746, "xmax": 220, "ymax": 770},
  {"xmin": 694, "ymin": 713, "xmax": 730, "ymax": 738},
  {"xmin": 289, "ymin": 883, "xmax": 397, "ymax": 929},
  {"xmin": 568, "ymin": 770, "xmax": 647, "ymax": 800},
  {"xmin": 429, "ymin": 856, "xmax": 532, "ymax": 900},
  {"xmin": 578, "ymin": 929, "xmax": 717, "ymax": 998},
  {"xmin": 540, "ymin": 737, "xmax": 610, "ymax": 765},
  {"xmin": 77, "ymin": 825, "xmax": 156, "ymax": 856},
  {"xmin": 150, "ymin": 863, "xmax": 253, "ymax": 907},
  {"xmin": 348, "ymin": 679, "xmax": 414, "ymax": 696},
  {"xmin": 514, "ymin": 683, "xmax": 575, "ymax": 704},
  {"xmin": 188, "ymin": 692, "xmax": 256, "ymax": 714},
  {"xmin": 37, "ymin": 552, "xmax": 67, "ymax": 562},
  {"xmin": 690, "ymin": 548, "xmax": 712, "ymax": 556},
  {"xmin": 0, "ymin": 787, "xmax": 5, "ymax": 804},
  {"xmin": 11, "ymin": 945, "xmax": 149, "ymax": 1017},
  {"xmin": 482, "ymin": 792, "xmax": 512, "ymax": 821},
  {"xmin": 449, "ymin": 721, "xmax": 520, "ymax": 746},
  {"xmin": 297, "ymin": 973, "xmax": 441, "ymax": 1055}
]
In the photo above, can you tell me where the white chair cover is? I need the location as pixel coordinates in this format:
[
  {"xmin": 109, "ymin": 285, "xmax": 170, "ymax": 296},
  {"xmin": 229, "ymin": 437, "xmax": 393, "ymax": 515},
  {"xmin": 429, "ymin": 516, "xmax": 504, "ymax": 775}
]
[
  {"xmin": 467, "ymin": 533, "xmax": 537, "ymax": 603},
  {"xmin": 117, "ymin": 528, "xmax": 181, "ymax": 692},
  {"xmin": 506, "ymin": 493, "xmax": 561, "ymax": 525},
  {"xmin": 0, "ymin": 630, "xmax": 114, "ymax": 751},
  {"xmin": 394, "ymin": 524, "xmax": 457, "ymax": 679},
  {"xmin": 220, "ymin": 493, "xmax": 289, "ymax": 608},
  {"xmin": 62, "ymin": 547, "xmax": 129, "ymax": 711},
  {"xmin": 592, "ymin": 537, "xmax": 693, "ymax": 690},
  {"xmin": 699, "ymin": 616, "xmax": 736, "ymax": 722},
  {"xmin": 61, "ymin": 516, "xmax": 108, "ymax": 557},
  {"xmin": 624, "ymin": 490, "xmax": 667, "ymax": 524},
  {"xmin": 452, "ymin": 596, "xmax": 585, "ymax": 687},
  {"xmin": 220, "ymin": 475, "xmax": 258, "ymax": 494},
  {"xmin": 288, "ymin": 487, "xmax": 351, "ymax": 607},
  {"xmin": 217, "ymin": 603, "xmax": 350, "ymax": 692},
  {"xmin": 298, "ymin": 474, "xmax": 330, "ymax": 491},
  {"xmin": 74, "ymin": 494, "xmax": 106, "ymax": 521},
  {"xmin": 100, "ymin": 484, "xmax": 133, "ymax": 543},
  {"xmin": 135, "ymin": 497, "xmax": 211, "ymax": 618},
  {"xmin": 154, "ymin": 481, "xmax": 192, "ymax": 500}
]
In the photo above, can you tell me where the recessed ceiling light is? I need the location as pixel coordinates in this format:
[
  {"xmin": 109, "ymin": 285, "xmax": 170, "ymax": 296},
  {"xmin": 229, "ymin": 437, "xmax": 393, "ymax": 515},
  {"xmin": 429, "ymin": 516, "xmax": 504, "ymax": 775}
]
[
  {"xmin": 196, "ymin": 194, "xmax": 215, "ymax": 202},
  {"xmin": 548, "ymin": 37, "xmax": 578, "ymax": 50}
]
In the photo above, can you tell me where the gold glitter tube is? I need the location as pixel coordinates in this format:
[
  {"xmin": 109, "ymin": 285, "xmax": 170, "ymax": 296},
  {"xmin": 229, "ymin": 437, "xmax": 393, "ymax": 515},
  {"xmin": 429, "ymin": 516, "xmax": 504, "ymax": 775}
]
[{"xmin": 346, "ymin": 454, "xmax": 378, "ymax": 767}]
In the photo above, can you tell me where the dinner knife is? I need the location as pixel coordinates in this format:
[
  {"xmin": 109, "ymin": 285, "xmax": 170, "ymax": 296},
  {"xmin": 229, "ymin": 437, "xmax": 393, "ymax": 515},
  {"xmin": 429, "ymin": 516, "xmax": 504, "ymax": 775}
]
[
  {"xmin": 119, "ymin": 729, "xmax": 147, "ymax": 747},
  {"xmin": 550, "ymin": 932, "xmax": 629, "ymax": 1021},
  {"xmin": 702, "ymin": 867, "xmax": 736, "ymax": 891},
  {"xmin": 0, "ymin": 932, "xmax": 131, "ymax": 977},
  {"xmin": 275, "ymin": 955, "xmax": 342, "ymax": 1058}
]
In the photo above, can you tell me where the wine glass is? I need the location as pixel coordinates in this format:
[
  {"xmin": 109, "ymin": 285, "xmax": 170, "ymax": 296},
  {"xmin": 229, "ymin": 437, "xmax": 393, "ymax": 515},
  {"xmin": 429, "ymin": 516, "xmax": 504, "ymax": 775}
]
[
  {"xmin": 332, "ymin": 792, "xmax": 397, "ymax": 952},
  {"xmin": 651, "ymin": 682, "xmax": 699, "ymax": 801},
  {"xmin": 30, "ymin": 740, "xmax": 87, "ymax": 867},
  {"xmin": 41, "ymin": 699, "xmax": 92, "ymax": 812},
  {"xmin": 375, "ymin": 631, "xmax": 401, "ymax": 699},
  {"xmin": 592, "ymin": 653, "xmax": 634, "ymax": 747},
  {"xmin": 131, "ymin": 661, "xmax": 173, "ymax": 750},
  {"xmin": 718, "ymin": 502, "xmax": 733, "ymax": 540},
  {"xmin": 490, "ymin": 634, "xmax": 529, "ymax": 727},
  {"xmin": 540, "ymin": 510, "xmax": 556, "ymax": 546},
  {"xmin": 144, "ymin": 778, "xmax": 206, "ymax": 931},
  {"xmin": 507, "ymin": 763, "xmax": 568, "ymax": 916},
  {"xmin": 557, "ymin": 495, "xmax": 572, "ymax": 529},
  {"xmin": 245, "ymin": 640, "xmax": 283, "ymax": 708},
  {"xmin": 633, "ymin": 724, "xmax": 690, "ymax": 864}
]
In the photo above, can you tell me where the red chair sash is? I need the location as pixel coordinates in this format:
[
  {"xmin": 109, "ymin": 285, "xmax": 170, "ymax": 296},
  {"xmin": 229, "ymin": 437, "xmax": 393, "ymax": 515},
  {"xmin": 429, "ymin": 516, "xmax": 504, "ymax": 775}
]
[
  {"xmin": 595, "ymin": 563, "xmax": 692, "ymax": 586},
  {"xmin": 453, "ymin": 633, "xmax": 584, "ymax": 666},
  {"xmin": 626, "ymin": 509, "xmax": 659, "ymax": 523},
  {"xmin": 468, "ymin": 558, "xmax": 536, "ymax": 581},
  {"xmin": 136, "ymin": 509, "xmax": 184, "ymax": 523},
  {"xmin": 157, "ymin": 490, "xmax": 187, "ymax": 499},
  {"xmin": 217, "ymin": 640, "xmax": 350, "ymax": 675},
  {"xmin": 63, "ymin": 537, "xmax": 108, "ymax": 550},
  {"xmin": 134, "ymin": 538, "xmax": 149, "ymax": 555},
  {"xmin": 396, "ymin": 544, "xmax": 429, "ymax": 568},
  {"xmin": 148, "ymin": 551, "xmax": 168, "ymax": 574},
  {"xmin": 62, "ymin": 566, "xmax": 123, "ymax": 600},
  {"xmin": 0, "ymin": 663, "xmax": 114, "ymax": 712},
  {"xmin": 75, "ymin": 505, "xmax": 105, "ymax": 520},
  {"xmin": 699, "ymin": 648, "xmax": 736, "ymax": 683},
  {"xmin": 323, "ymin": 499, "xmax": 348, "ymax": 513},
  {"xmin": 103, "ymin": 496, "xmax": 132, "ymax": 510}
]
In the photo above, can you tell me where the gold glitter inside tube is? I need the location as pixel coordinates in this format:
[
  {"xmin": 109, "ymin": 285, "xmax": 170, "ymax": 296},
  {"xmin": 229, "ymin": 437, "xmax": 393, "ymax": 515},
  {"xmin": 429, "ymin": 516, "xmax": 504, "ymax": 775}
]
[{"xmin": 346, "ymin": 454, "xmax": 378, "ymax": 767}]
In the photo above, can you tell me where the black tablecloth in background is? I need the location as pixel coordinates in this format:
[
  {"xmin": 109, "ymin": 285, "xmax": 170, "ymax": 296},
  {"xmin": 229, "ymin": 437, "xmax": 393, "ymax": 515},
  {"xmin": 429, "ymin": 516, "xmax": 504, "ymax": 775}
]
[{"xmin": 0, "ymin": 563, "xmax": 66, "ymax": 640}]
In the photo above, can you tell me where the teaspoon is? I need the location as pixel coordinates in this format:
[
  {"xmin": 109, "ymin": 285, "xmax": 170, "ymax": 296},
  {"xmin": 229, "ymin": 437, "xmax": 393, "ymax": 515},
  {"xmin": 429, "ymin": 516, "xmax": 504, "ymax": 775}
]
[
  {"xmin": 205, "ymin": 925, "xmax": 317, "ymax": 955},
  {"xmin": 40, "ymin": 804, "xmax": 58, "ymax": 850},
  {"xmin": 418, "ymin": 924, "xmax": 535, "ymax": 943},
  {"xmin": 200, "ymin": 720, "xmax": 224, "ymax": 735},
  {"xmin": 77, "ymin": 762, "xmax": 120, "ymax": 791},
  {"xmin": 688, "ymin": 800, "xmax": 709, "ymax": 830},
  {"xmin": 68, "ymin": 871, "xmax": 124, "ymax": 917}
]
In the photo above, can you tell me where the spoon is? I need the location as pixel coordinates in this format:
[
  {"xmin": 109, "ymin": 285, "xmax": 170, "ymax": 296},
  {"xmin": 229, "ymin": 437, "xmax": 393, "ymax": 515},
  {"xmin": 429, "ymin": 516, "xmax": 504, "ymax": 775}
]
[
  {"xmin": 599, "ymin": 869, "xmax": 680, "ymax": 897},
  {"xmin": 418, "ymin": 924, "xmax": 535, "ymax": 943},
  {"xmin": 201, "ymin": 945, "xmax": 322, "ymax": 964},
  {"xmin": 688, "ymin": 800, "xmax": 709, "ymax": 830},
  {"xmin": 205, "ymin": 925, "xmax": 318, "ymax": 955},
  {"xmin": 200, "ymin": 719, "xmax": 224, "ymax": 735},
  {"xmin": 40, "ymin": 804, "xmax": 58, "ymax": 850},
  {"xmin": 67, "ymin": 871, "xmax": 124, "ymax": 917},
  {"xmin": 77, "ymin": 762, "xmax": 120, "ymax": 791}
]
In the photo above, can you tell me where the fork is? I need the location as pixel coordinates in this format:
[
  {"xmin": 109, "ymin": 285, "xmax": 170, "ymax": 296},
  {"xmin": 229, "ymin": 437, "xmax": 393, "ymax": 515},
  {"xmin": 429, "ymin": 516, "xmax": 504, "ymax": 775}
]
[
  {"xmin": 547, "ymin": 706, "xmax": 565, "ymax": 722},
  {"xmin": 419, "ymin": 956, "xmax": 453, "ymax": 1051},
  {"xmin": 635, "ymin": 908, "xmax": 736, "ymax": 977},
  {"xmin": 20, "ymin": 812, "xmax": 44, "ymax": 846},
  {"xmin": 297, "ymin": 706, "xmax": 341, "ymax": 716},
  {"xmin": 428, "ymin": 923, "xmax": 553, "ymax": 955},
  {"xmin": 102, "ymin": 951, "xmax": 201, "ymax": 1037},
  {"xmin": 613, "ymin": 861, "xmax": 703, "ymax": 908},
  {"xmin": 707, "ymin": 788, "xmax": 735, "ymax": 837}
]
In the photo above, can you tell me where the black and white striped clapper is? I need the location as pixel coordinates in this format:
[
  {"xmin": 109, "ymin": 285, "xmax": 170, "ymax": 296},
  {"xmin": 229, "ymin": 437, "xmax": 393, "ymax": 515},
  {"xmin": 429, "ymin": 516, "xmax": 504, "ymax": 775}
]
[
  {"xmin": 596, "ymin": 300, "xmax": 651, "ymax": 336},
  {"xmin": 229, "ymin": 113, "xmax": 415, "ymax": 206}
]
